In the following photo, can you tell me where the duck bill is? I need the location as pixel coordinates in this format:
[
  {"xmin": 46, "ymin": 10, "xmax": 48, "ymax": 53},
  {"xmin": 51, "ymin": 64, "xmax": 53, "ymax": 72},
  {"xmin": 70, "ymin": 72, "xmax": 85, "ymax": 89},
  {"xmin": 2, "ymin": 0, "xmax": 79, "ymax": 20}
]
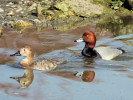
[
  {"xmin": 10, "ymin": 76, "xmax": 20, "ymax": 82},
  {"xmin": 74, "ymin": 37, "xmax": 84, "ymax": 42},
  {"xmin": 10, "ymin": 51, "xmax": 21, "ymax": 56}
]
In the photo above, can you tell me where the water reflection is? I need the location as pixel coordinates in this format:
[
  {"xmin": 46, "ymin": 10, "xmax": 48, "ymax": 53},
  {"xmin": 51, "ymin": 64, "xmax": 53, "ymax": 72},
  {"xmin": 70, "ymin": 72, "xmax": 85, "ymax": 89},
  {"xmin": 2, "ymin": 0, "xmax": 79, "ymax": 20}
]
[
  {"xmin": 82, "ymin": 71, "xmax": 95, "ymax": 82},
  {"xmin": 47, "ymin": 70, "xmax": 95, "ymax": 82},
  {"xmin": 10, "ymin": 69, "xmax": 34, "ymax": 88},
  {"xmin": 96, "ymin": 15, "xmax": 133, "ymax": 36},
  {"xmin": 75, "ymin": 70, "xmax": 95, "ymax": 82},
  {"xmin": 83, "ymin": 58, "xmax": 94, "ymax": 68}
]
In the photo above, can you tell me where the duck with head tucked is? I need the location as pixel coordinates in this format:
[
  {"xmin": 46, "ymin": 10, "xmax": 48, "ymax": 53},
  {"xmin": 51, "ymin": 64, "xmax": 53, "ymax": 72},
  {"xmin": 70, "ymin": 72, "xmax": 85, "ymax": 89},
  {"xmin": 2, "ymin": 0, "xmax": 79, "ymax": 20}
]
[
  {"xmin": 10, "ymin": 46, "xmax": 64, "ymax": 71},
  {"xmin": 74, "ymin": 31, "xmax": 125, "ymax": 60}
]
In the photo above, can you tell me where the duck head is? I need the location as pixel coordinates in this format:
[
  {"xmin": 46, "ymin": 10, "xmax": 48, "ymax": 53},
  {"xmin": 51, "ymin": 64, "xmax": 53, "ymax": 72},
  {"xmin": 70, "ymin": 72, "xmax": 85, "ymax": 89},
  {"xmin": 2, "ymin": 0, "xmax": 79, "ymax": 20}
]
[
  {"xmin": 10, "ymin": 46, "xmax": 34, "ymax": 57},
  {"xmin": 74, "ymin": 31, "xmax": 96, "ymax": 48},
  {"xmin": 10, "ymin": 46, "xmax": 34, "ymax": 66}
]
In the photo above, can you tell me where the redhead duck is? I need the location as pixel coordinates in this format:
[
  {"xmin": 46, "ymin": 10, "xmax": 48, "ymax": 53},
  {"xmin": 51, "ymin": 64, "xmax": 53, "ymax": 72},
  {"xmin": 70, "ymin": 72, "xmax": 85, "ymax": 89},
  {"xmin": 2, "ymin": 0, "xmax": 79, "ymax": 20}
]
[
  {"xmin": 10, "ymin": 46, "xmax": 64, "ymax": 71},
  {"xmin": 74, "ymin": 31, "xmax": 125, "ymax": 60}
]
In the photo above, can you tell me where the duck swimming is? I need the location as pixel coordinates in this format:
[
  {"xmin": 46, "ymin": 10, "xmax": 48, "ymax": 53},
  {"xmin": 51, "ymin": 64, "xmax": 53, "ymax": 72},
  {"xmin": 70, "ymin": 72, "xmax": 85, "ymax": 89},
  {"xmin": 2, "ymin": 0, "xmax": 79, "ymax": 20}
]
[
  {"xmin": 74, "ymin": 31, "xmax": 125, "ymax": 60},
  {"xmin": 10, "ymin": 46, "xmax": 63, "ymax": 71}
]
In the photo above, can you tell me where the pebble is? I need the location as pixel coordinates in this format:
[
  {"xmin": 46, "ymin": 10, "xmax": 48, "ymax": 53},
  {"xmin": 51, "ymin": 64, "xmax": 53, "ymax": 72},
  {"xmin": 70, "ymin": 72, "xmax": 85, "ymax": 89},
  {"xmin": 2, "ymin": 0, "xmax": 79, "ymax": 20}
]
[
  {"xmin": 33, "ymin": 19, "xmax": 41, "ymax": 23},
  {"xmin": 10, "ymin": 5, "xmax": 16, "ymax": 8},
  {"xmin": 16, "ymin": 7, "xmax": 23, "ymax": 13},
  {"xmin": 6, "ymin": 2, "xmax": 14, "ymax": 7},
  {"xmin": 20, "ymin": 11, "xmax": 24, "ymax": 14},
  {"xmin": 28, "ymin": 3, "xmax": 37, "ymax": 12},
  {"xmin": 0, "ymin": 8, "xmax": 4, "ymax": 13},
  {"xmin": 0, "ymin": 27, "xmax": 3, "ymax": 38},
  {"xmin": 7, "ymin": 11, "xmax": 14, "ymax": 16},
  {"xmin": 19, "ymin": 1, "xmax": 23, "ymax": 5}
]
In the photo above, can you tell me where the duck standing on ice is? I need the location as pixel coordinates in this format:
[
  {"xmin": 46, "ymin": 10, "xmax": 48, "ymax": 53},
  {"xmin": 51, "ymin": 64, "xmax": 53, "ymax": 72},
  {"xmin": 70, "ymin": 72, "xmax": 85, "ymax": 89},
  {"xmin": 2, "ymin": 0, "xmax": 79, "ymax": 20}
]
[
  {"xmin": 10, "ymin": 46, "xmax": 64, "ymax": 71},
  {"xmin": 74, "ymin": 31, "xmax": 125, "ymax": 60}
]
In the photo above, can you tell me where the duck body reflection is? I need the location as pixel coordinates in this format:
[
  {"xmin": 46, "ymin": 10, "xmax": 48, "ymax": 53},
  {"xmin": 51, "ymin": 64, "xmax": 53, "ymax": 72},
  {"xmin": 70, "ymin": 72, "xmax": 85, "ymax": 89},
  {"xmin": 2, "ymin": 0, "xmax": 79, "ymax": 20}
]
[{"xmin": 10, "ymin": 69, "xmax": 34, "ymax": 88}]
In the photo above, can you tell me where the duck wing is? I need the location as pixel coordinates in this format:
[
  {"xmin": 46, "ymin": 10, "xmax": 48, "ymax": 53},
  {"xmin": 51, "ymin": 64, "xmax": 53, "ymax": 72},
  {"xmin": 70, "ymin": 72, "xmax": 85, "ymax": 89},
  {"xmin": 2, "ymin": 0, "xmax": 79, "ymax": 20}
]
[
  {"xmin": 94, "ymin": 47, "xmax": 124, "ymax": 60},
  {"xmin": 32, "ymin": 59, "xmax": 63, "ymax": 71}
]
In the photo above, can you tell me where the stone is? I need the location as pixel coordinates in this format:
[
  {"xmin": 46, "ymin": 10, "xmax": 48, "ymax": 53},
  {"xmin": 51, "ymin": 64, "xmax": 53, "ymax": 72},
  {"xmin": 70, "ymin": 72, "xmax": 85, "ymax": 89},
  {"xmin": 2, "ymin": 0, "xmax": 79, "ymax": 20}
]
[
  {"xmin": 55, "ymin": 0, "xmax": 104, "ymax": 17},
  {"xmin": 0, "ymin": 27, "xmax": 3, "ymax": 38},
  {"xmin": 20, "ymin": 11, "xmax": 24, "ymax": 14},
  {"xmin": 28, "ymin": 3, "xmax": 37, "ymax": 13},
  {"xmin": 10, "ymin": 5, "xmax": 16, "ymax": 8},
  {"xmin": 0, "ymin": 8, "xmax": 4, "ymax": 13},
  {"xmin": 128, "ymin": 0, "xmax": 133, "ymax": 8},
  {"xmin": 6, "ymin": 2, "xmax": 14, "ymax": 6},
  {"xmin": 55, "ymin": 2, "xmax": 69, "ymax": 12},
  {"xmin": 16, "ymin": 6, "xmax": 23, "ymax": 13},
  {"xmin": 12, "ymin": 20, "xmax": 33, "ymax": 33},
  {"xmin": 7, "ymin": 11, "xmax": 14, "ymax": 16},
  {"xmin": 37, "ymin": 3, "xmax": 42, "ymax": 17},
  {"xmin": 32, "ymin": 19, "xmax": 41, "ymax": 24}
]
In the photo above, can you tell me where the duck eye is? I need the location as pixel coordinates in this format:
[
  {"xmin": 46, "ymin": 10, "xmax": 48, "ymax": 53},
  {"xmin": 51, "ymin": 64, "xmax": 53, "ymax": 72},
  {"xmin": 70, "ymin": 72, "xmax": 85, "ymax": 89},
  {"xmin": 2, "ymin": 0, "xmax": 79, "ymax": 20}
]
[
  {"xmin": 23, "ymin": 82, "xmax": 26, "ymax": 85},
  {"xmin": 86, "ymin": 35, "xmax": 89, "ymax": 37}
]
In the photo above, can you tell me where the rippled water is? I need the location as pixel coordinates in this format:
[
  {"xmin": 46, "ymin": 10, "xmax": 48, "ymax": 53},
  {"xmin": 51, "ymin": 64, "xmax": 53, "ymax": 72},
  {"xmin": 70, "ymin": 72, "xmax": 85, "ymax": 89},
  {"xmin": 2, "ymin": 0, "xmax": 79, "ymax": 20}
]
[
  {"xmin": 0, "ymin": 16, "xmax": 133, "ymax": 100},
  {"xmin": 42, "ymin": 33, "xmax": 133, "ymax": 71}
]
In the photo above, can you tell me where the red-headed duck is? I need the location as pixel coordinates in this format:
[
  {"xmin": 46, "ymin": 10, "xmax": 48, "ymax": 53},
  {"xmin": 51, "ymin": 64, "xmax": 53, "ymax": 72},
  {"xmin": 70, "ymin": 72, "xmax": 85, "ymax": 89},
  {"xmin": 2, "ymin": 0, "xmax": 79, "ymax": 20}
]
[
  {"xmin": 10, "ymin": 46, "xmax": 64, "ymax": 71},
  {"xmin": 74, "ymin": 31, "xmax": 125, "ymax": 60}
]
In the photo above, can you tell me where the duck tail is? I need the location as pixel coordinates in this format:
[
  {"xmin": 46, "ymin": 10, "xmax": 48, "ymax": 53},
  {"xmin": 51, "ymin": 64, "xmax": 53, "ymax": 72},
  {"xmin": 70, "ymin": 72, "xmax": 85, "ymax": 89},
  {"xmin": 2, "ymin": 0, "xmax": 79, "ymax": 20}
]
[
  {"xmin": 121, "ymin": 49, "xmax": 125, "ymax": 54},
  {"xmin": 117, "ymin": 48, "xmax": 125, "ymax": 54}
]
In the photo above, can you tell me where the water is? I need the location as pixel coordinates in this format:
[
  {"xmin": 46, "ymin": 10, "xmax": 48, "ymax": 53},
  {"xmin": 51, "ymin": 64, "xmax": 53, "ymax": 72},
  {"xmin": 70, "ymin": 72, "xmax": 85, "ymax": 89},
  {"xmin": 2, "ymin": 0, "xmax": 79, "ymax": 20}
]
[{"xmin": 0, "ymin": 16, "xmax": 133, "ymax": 100}]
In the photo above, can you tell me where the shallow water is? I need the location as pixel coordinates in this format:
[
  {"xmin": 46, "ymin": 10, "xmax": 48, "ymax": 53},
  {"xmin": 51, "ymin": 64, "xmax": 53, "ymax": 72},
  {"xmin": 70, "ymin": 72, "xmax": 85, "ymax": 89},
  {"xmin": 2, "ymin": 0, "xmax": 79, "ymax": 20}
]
[{"xmin": 0, "ymin": 16, "xmax": 133, "ymax": 100}]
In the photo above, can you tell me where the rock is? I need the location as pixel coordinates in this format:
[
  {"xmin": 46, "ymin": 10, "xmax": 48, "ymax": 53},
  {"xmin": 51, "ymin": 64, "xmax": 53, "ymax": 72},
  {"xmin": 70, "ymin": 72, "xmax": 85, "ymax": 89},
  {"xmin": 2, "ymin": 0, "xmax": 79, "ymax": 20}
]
[
  {"xmin": 51, "ymin": 16, "xmax": 83, "ymax": 31},
  {"xmin": 55, "ymin": 0, "xmax": 104, "ymax": 17},
  {"xmin": 10, "ymin": 5, "xmax": 16, "ymax": 8},
  {"xmin": 66, "ymin": 11, "xmax": 75, "ymax": 16},
  {"xmin": 12, "ymin": 20, "xmax": 33, "ymax": 33},
  {"xmin": 59, "ymin": 14, "xmax": 67, "ymax": 18},
  {"xmin": 16, "ymin": 6, "xmax": 23, "ymax": 13},
  {"xmin": 55, "ymin": 2, "xmax": 69, "ymax": 12},
  {"xmin": 7, "ymin": 11, "xmax": 14, "ymax": 16},
  {"xmin": 6, "ymin": 2, "xmax": 14, "ymax": 7},
  {"xmin": 32, "ymin": 19, "xmax": 41, "ymax": 24},
  {"xmin": 19, "ymin": 1, "xmax": 23, "ymax": 5},
  {"xmin": 37, "ymin": 3, "xmax": 42, "ymax": 17},
  {"xmin": 0, "ymin": 27, "xmax": 3, "ymax": 38},
  {"xmin": 42, "ymin": 10, "xmax": 55, "ymax": 15},
  {"xmin": 20, "ymin": 11, "xmax": 24, "ymax": 14},
  {"xmin": 24, "ymin": 0, "xmax": 34, "ymax": 6},
  {"xmin": 128, "ymin": 0, "xmax": 133, "ymax": 8},
  {"xmin": 28, "ymin": 3, "xmax": 37, "ymax": 13},
  {"xmin": 0, "ymin": 8, "xmax": 4, "ymax": 13}
]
